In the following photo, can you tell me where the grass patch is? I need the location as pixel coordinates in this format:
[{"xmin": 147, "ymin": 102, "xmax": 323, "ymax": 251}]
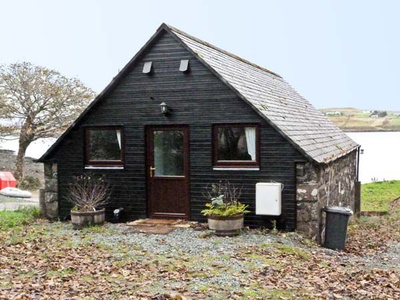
[
  {"xmin": 390, "ymin": 118, "xmax": 400, "ymax": 126},
  {"xmin": 273, "ymin": 243, "xmax": 312, "ymax": 261},
  {"xmin": 16, "ymin": 272, "xmax": 37, "ymax": 279},
  {"xmin": 0, "ymin": 207, "xmax": 41, "ymax": 229},
  {"xmin": 47, "ymin": 268, "xmax": 75, "ymax": 278},
  {"xmin": 361, "ymin": 180, "xmax": 400, "ymax": 211}
]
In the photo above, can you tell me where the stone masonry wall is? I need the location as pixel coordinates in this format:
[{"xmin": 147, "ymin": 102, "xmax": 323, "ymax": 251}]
[
  {"xmin": 40, "ymin": 162, "xmax": 58, "ymax": 220},
  {"xmin": 296, "ymin": 151, "xmax": 357, "ymax": 243}
]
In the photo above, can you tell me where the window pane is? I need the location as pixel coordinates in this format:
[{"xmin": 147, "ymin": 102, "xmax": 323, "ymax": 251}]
[
  {"xmin": 89, "ymin": 129, "xmax": 121, "ymax": 161},
  {"xmin": 179, "ymin": 59, "xmax": 189, "ymax": 72},
  {"xmin": 154, "ymin": 130, "xmax": 184, "ymax": 176},
  {"xmin": 217, "ymin": 127, "xmax": 255, "ymax": 161},
  {"xmin": 143, "ymin": 61, "xmax": 153, "ymax": 74}
]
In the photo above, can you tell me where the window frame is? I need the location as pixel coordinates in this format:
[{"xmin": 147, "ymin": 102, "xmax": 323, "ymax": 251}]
[
  {"xmin": 85, "ymin": 126, "xmax": 124, "ymax": 167},
  {"xmin": 212, "ymin": 124, "xmax": 260, "ymax": 168}
]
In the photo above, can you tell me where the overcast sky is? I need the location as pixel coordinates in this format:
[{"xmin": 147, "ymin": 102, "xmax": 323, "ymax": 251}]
[{"xmin": 1, "ymin": 0, "xmax": 399, "ymax": 111}]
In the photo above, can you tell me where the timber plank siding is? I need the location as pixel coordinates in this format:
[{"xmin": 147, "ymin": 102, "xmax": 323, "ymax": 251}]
[{"xmin": 48, "ymin": 30, "xmax": 306, "ymax": 229}]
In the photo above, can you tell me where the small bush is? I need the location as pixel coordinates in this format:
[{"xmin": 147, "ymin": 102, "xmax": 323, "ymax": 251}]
[
  {"xmin": 202, "ymin": 181, "xmax": 249, "ymax": 217},
  {"xmin": 67, "ymin": 174, "xmax": 110, "ymax": 211},
  {"xmin": 0, "ymin": 207, "xmax": 41, "ymax": 229},
  {"xmin": 17, "ymin": 176, "xmax": 42, "ymax": 190}
]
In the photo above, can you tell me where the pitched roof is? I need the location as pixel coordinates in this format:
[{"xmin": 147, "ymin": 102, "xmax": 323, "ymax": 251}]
[
  {"xmin": 39, "ymin": 23, "xmax": 359, "ymax": 164},
  {"xmin": 166, "ymin": 24, "xmax": 359, "ymax": 164}
]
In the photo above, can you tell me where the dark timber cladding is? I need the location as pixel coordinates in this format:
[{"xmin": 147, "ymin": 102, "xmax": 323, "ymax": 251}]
[{"xmin": 41, "ymin": 28, "xmax": 308, "ymax": 229}]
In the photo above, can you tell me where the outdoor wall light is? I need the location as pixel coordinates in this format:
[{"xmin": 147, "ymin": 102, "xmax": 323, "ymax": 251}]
[
  {"xmin": 160, "ymin": 102, "xmax": 169, "ymax": 115},
  {"xmin": 360, "ymin": 149, "xmax": 364, "ymax": 154}
]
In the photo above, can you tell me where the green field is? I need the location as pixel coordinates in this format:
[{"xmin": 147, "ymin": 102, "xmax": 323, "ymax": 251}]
[
  {"xmin": 320, "ymin": 108, "xmax": 400, "ymax": 131},
  {"xmin": 361, "ymin": 180, "xmax": 400, "ymax": 211}
]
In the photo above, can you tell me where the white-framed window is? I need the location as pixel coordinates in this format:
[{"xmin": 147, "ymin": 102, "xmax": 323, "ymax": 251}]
[
  {"xmin": 85, "ymin": 127, "xmax": 123, "ymax": 166},
  {"xmin": 213, "ymin": 124, "xmax": 259, "ymax": 168}
]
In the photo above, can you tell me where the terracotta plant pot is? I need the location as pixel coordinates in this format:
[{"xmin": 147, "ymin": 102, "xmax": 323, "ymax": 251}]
[
  {"xmin": 207, "ymin": 214, "xmax": 244, "ymax": 236},
  {"xmin": 70, "ymin": 208, "xmax": 105, "ymax": 230}
]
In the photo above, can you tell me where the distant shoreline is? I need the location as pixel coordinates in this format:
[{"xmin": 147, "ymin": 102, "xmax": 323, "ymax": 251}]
[
  {"xmin": 320, "ymin": 107, "xmax": 400, "ymax": 132},
  {"xmin": 342, "ymin": 128, "xmax": 400, "ymax": 132}
]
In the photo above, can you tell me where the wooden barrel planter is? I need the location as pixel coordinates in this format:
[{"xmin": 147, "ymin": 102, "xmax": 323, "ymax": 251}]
[
  {"xmin": 207, "ymin": 214, "xmax": 244, "ymax": 236},
  {"xmin": 70, "ymin": 208, "xmax": 105, "ymax": 230}
]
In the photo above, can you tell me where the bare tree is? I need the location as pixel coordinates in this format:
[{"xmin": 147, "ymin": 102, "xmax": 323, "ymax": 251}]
[{"xmin": 0, "ymin": 62, "xmax": 95, "ymax": 180}]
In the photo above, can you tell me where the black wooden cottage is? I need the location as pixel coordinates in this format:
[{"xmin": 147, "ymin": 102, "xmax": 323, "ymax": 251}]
[{"xmin": 39, "ymin": 23, "xmax": 360, "ymax": 240}]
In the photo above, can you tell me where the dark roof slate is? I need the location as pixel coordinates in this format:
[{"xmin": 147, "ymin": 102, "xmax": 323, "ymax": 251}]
[
  {"xmin": 168, "ymin": 25, "xmax": 359, "ymax": 163},
  {"xmin": 39, "ymin": 23, "xmax": 359, "ymax": 164}
]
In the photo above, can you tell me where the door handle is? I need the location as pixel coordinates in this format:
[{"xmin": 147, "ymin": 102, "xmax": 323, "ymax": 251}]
[{"xmin": 149, "ymin": 166, "xmax": 156, "ymax": 177}]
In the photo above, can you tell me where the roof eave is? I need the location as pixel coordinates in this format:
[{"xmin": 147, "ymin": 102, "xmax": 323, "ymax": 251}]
[{"xmin": 319, "ymin": 144, "xmax": 361, "ymax": 165}]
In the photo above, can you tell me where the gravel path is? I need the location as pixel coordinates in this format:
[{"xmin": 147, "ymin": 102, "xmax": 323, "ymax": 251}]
[
  {"xmin": 67, "ymin": 222, "xmax": 400, "ymax": 273},
  {"xmin": 58, "ymin": 224, "xmax": 291, "ymax": 293},
  {"xmin": 48, "ymin": 222, "xmax": 398, "ymax": 297},
  {"xmin": 91, "ymin": 225, "xmax": 278, "ymax": 255},
  {"xmin": 0, "ymin": 192, "xmax": 39, "ymax": 211}
]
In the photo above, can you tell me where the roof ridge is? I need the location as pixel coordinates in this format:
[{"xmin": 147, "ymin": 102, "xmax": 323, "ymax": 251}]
[
  {"xmin": 166, "ymin": 24, "xmax": 282, "ymax": 79},
  {"xmin": 39, "ymin": 23, "xmax": 358, "ymax": 164}
]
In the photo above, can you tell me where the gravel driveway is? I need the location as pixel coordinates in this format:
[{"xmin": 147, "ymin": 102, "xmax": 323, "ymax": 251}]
[{"xmin": 0, "ymin": 191, "xmax": 39, "ymax": 211}]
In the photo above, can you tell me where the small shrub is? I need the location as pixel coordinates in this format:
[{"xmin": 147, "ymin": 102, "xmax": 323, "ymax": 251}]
[
  {"xmin": 67, "ymin": 174, "xmax": 110, "ymax": 211},
  {"xmin": 17, "ymin": 176, "xmax": 42, "ymax": 190},
  {"xmin": 202, "ymin": 181, "xmax": 249, "ymax": 217}
]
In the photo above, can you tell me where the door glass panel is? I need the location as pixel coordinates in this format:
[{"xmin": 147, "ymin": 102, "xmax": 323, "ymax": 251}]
[{"xmin": 153, "ymin": 130, "xmax": 184, "ymax": 176}]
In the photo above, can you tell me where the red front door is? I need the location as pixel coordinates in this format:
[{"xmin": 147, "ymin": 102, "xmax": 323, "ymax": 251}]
[{"xmin": 146, "ymin": 126, "xmax": 190, "ymax": 219}]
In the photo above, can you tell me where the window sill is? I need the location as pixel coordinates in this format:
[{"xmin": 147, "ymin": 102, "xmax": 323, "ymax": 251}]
[
  {"xmin": 85, "ymin": 166, "xmax": 124, "ymax": 170},
  {"xmin": 213, "ymin": 167, "xmax": 260, "ymax": 171}
]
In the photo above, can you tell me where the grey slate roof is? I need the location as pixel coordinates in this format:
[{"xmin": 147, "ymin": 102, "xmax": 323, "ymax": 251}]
[
  {"xmin": 39, "ymin": 23, "xmax": 359, "ymax": 164},
  {"xmin": 168, "ymin": 25, "xmax": 359, "ymax": 164}
]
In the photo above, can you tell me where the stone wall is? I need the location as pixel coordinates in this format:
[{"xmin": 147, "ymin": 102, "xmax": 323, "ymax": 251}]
[
  {"xmin": 39, "ymin": 162, "xmax": 58, "ymax": 220},
  {"xmin": 296, "ymin": 151, "xmax": 357, "ymax": 242}
]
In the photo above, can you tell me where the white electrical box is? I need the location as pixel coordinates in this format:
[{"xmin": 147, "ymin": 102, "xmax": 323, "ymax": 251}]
[{"xmin": 256, "ymin": 182, "xmax": 282, "ymax": 216}]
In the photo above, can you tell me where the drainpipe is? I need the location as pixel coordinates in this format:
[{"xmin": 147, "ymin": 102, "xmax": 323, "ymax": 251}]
[
  {"xmin": 356, "ymin": 146, "xmax": 361, "ymax": 182},
  {"xmin": 354, "ymin": 146, "xmax": 362, "ymax": 216}
]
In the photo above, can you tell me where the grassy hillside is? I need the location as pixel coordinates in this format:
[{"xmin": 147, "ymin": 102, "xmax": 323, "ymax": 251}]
[
  {"xmin": 362, "ymin": 180, "xmax": 400, "ymax": 211},
  {"xmin": 320, "ymin": 107, "xmax": 400, "ymax": 131}
]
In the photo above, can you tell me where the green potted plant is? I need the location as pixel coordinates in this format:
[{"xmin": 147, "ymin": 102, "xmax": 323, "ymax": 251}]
[
  {"xmin": 202, "ymin": 181, "xmax": 249, "ymax": 236},
  {"xmin": 66, "ymin": 174, "xmax": 110, "ymax": 230}
]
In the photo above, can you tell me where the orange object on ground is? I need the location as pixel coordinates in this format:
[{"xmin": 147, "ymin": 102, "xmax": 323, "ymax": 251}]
[{"xmin": 0, "ymin": 172, "xmax": 17, "ymax": 189}]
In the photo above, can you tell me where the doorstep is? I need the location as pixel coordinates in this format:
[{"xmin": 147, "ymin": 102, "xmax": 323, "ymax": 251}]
[{"xmin": 126, "ymin": 218, "xmax": 195, "ymax": 234}]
